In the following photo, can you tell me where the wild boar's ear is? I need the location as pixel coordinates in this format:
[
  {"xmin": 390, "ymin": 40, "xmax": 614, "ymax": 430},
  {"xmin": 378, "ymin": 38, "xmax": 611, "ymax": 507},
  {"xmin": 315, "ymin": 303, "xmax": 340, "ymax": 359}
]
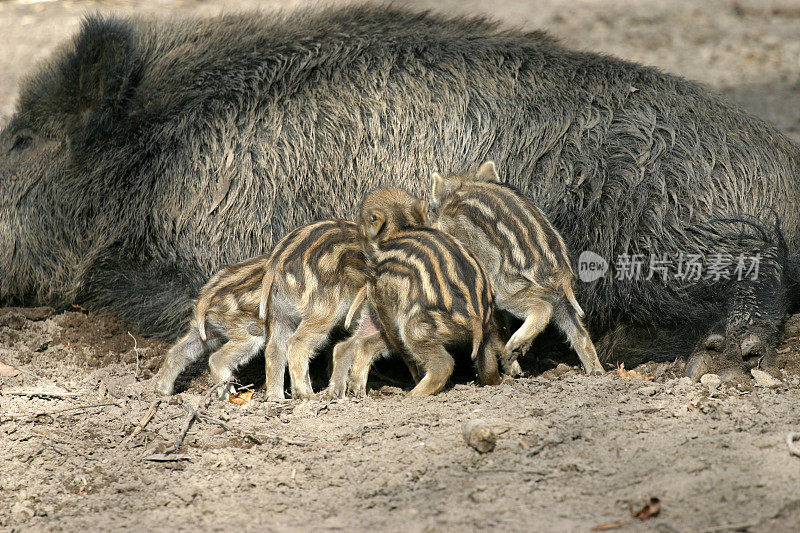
[
  {"xmin": 366, "ymin": 210, "xmax": 386, "ymax": 240},
  {"xmin": 64, "ymin": 16, "xmax": 141, "ymax": 144},
  {"xmin": 476, "ymin": 161, "xmax": 500, "ymax": 182}
]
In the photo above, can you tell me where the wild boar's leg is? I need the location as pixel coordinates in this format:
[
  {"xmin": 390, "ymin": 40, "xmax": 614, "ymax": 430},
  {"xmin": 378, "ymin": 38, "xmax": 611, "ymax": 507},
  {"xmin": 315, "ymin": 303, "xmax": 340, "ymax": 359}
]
[
  {"xmin": 405, "ymin": 341, "xmax": 455, "ymax": 397},
  {"xmin": 327, "ymin": 311, "xmax": 379, "ymax": 399},
  {"xmin": 504, "ymin": 299, "xmax": 554, "ymax": 364},
  {"xmin": 475, "ymin": 324, "xmax": 503, "ymax": 385},
  {"xmin": 686, "ymin": 227, "xmax": 789, "ymax": 382},
  {"xmin": 348, "ymin": 332, "xmax": 389, "ymax": 397},
  {"xmin": 327, "ymin": 334, "xmax": 359, "ymax": 400}
]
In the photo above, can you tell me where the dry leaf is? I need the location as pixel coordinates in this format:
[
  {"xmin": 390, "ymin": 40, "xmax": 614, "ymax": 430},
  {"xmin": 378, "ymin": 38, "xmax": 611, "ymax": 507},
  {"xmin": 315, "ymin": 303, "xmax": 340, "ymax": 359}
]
[
  {"xmin": 228, "ymin": 390, "xmax": 254, "ymax": 405},
  {"xmin": 0, "ymin": 361, "xmax": 21, "ymax": 377},
  {"xmin": 614, "ymin": 362, "xmax": 655, "ymax": 381},
  {"xmin": 591, "ymin": 520, "xmax": 630, "ymax": 531},
  {"xmin": 631, "ymin": 497, "xmax": 661, "ymax": 520}
]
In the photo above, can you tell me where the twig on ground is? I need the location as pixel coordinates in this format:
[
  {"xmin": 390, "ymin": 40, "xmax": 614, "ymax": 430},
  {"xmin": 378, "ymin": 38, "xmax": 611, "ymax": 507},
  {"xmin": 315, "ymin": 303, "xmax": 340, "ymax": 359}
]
[
  {"xmin": 162, "ymin": 404, "xmax": 199, "ymax": 455},
  {"xmin": 2, "ymin": 389, "xmax": 83, "ymax": 398},
  {"xmin": 143, "ymin": 453, "xmax": 190, "ymax": 462},
  {"xmin": 697, "ymin": 521, "xmax": 761, "ymax": 533},
  {"xmin": 0, "ymin": 351, "xmax": 73, "ymax": 391},
  {"xmin": 2, "ymin": 402, "xmax": 121, "ymax": 420},
  {"xmin": 158, "ymin": 381, "xmax": 227, "ymax": 456},
  {"xmin": 5, "ymin": 363, "xmax": 47, "ymax": 382},
  {"xmin": 198, "ymin": 411, "xmax": 310, "ymax": 446},
  {"xmin": 153, "ymin": 381, "xmax": 311, "ymax": 460},
  {"xmin": 787, "ymin": 432, "xmax": 800, "ymax": 457},
  {"xmin": 128, "ymin": 331, "xmax": 141, "ymax": 379},
  {"xmin": 126, "ymin": 399, "xmax": 161, "ymax": 441},
  {"xmin": 526, "ymin": 432, "xmax": 581, "ymax": 457}
]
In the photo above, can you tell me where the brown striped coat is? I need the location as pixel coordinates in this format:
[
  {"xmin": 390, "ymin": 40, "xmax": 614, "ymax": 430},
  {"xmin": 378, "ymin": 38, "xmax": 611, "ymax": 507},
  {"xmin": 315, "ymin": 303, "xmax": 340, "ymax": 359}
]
[
  {"xmin": 354, "ymin": 188, "xmax": 502, "ymax": 396},
  {"xmin": 258, "ymin": 219, "xmax": 368, "ymax": 399},
  {"xmin": 153, "ymin": 220, "xmax": 367, "ymax": 400},
  {"xmin": 431, "ymin": 162, "xmax": 604, "ymax": 375}
]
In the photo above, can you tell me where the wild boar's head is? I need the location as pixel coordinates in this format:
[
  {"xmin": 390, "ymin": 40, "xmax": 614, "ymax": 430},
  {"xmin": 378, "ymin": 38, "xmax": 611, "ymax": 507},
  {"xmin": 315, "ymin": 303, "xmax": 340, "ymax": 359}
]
[{"xmin": 0, "ymin": 16, "xmax": 142, "ymax": 307}]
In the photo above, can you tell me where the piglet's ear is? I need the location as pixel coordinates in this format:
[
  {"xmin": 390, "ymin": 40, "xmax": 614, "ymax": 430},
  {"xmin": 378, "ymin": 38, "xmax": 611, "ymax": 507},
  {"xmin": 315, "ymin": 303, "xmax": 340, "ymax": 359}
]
[
  {"xmin": 413, "ymin": 198, "xmax": 428, "ymax": 225},
  {"xmin": 476, "ymin": 161, "xmax": 499, "ymax": 182},
  {"xmin": 430, "ymin": 172, "xmax": 445, "ymax": 205},
  {"xmin": 63, "ymin": 16, "xmax": 141, "ymax": 144},
  {"xmin": 366, "ymin": 210, "xmax": 386, "ymax": 240}
]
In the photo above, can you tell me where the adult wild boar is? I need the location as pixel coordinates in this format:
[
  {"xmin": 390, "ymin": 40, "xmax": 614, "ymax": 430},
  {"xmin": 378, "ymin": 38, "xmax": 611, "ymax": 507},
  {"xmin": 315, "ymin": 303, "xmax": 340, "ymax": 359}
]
[{"xmin": 2, "ymin": 5, "xmax": 798, "ymax": 381}]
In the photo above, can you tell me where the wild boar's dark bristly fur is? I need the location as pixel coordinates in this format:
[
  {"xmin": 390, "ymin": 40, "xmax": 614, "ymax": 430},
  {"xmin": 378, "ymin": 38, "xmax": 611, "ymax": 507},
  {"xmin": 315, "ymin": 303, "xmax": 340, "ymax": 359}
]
[{"xmin": 2, "ymin": 4, "xmax": 800, "ymax": 378}]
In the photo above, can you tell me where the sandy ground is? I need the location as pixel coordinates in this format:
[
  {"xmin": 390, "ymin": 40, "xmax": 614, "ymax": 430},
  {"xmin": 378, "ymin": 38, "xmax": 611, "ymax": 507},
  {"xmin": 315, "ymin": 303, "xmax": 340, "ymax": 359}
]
[{"xmin": 2, "ymin": 1, "xmax": 800, "ymax": 531}]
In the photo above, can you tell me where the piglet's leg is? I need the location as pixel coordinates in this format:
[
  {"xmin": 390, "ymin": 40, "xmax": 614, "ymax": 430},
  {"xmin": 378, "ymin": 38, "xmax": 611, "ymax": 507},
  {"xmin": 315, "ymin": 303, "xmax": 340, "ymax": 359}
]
[
  {"xmin": 348, "ymin": 332, "xmax": 388, "ymax": 398},
  {"xmin": 405, "ymin": 342, "xmax": 454, "ymax": 397},
  {"xmin": 327, "ymin": 312, "xmax": 378, "ymax": 399},
  {"xmin": 476, "ymin": 324, "xmax": 503, "ymax": 385},
  {"xmin": 327, "ymin": 336, "xmax": 358, "ymax": 400},
  {"xmin": 208, "ymin": 331, "xmax": 265, "ymax": 399},
  {"xmin": 504, "ymin": 299, "xmax": 553, "ymax": 366},
  {"xmin": 553, "ymin": 302, "xmax": 604, "ymax": 374},
  {"xmin": 153, "ymin": 327, "xmax": 216, "ymax": 395},
  {"xmin": 286, "ymin": 318, "xmax": 335, "ymax": 400},
  {"xmin": 264, "ymin": 320, "xmax": 292, "ymax": 400}
]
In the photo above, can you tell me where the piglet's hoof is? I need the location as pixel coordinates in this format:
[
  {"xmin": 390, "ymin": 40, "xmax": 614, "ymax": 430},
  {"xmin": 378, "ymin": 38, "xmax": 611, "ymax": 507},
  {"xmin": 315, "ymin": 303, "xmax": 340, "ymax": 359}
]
[
  {"xmin": 153, "ymin": 375, "xmax": 174, "ymax": 396},
  {"xmin": 214, "ymin": 382, "xmax": 236, "ymax": 400}
]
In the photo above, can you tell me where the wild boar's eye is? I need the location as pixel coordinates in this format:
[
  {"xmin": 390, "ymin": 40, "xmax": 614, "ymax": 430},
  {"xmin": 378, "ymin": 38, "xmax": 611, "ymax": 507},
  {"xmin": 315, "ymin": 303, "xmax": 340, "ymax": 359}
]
[{"xmin": 10, "ymin": 136, "xmax": 32, "ymax": 152}]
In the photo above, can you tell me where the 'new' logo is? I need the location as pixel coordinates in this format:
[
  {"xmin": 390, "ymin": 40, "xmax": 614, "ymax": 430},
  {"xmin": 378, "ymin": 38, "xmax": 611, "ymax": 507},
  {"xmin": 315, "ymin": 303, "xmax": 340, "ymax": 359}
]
[{"xmin": 578, "ymin": 251, "xmax": 608, "ymax": 283}]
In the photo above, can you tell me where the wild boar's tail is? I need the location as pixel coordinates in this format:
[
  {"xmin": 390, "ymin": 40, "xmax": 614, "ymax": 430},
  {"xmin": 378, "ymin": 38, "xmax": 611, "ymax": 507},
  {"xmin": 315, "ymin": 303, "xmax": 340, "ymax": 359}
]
[
  {"xmin": 345, "ymin": 285, "xmax": 367, "ymax": 330},
  {"xmin": 564, "ymin": 282, "xmax": 585, "ymax": 319}
]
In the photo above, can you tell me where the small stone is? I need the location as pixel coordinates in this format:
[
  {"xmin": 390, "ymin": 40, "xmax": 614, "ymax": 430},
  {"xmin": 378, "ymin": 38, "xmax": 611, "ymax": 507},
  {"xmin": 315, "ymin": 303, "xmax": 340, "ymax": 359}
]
[
  {"xmin": 462, "ymin": 419, "xmax": 496, "ymax": 453},
  {"xmin": 700, "ymin": 373, "xmax": 721, "ymax": 390},
  {"xmin": 673, "ymin": 376, "xmax": 693, "ymax": 393},
  {"xmin": 637, "ymin": 386, "xmax": 658, "ymax": 396},
  {"xmin": 10, "ymin": 501, "xmax": 35, "ymax": 523},
  {"xmin": 751, "ymin": 369, "xmax": 781, "ymax": 388}
]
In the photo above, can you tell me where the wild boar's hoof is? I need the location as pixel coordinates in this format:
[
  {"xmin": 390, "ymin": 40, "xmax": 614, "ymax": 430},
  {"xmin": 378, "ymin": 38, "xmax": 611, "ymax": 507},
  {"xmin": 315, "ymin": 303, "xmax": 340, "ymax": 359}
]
[
  {"xmin": 686, "ymin": 350, "xmax": 718, "ymax": 382},
  {"xmin": 322, "ymin": 383, "xmax": 346, "ymax": 400},
  {"xmin": 718, "ymin": 366, "xmax": 750, "ymax": 387},
  {"xmin": 153, "ymin": 366, "xmax": 178, "ymax": 396},
  {"xmin": 687, "ymin": 328, "xmax": 779, "ymax": 383}
]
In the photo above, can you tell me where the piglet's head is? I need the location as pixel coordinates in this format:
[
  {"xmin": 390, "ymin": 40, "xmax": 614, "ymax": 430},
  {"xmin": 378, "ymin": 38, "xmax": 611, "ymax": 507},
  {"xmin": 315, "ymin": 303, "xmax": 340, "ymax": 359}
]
[
  {"xmin": 430, "ymin": 160, "xmax": 499, "ymax": 208},
  {"xmin": 359, "ymin": 188, "xmax": 427, "ymax": 245}
]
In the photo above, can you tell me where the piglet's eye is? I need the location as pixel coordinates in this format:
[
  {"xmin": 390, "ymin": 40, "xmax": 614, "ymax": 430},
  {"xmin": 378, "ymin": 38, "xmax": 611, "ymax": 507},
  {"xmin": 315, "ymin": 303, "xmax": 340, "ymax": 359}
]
[
  {"xmin": 10, "ymin": 136, "xmax": 32, "ymax": 152},
  {"xmin": 370, "ymin": 215, "xmax": 377, "ymax": 223}
]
